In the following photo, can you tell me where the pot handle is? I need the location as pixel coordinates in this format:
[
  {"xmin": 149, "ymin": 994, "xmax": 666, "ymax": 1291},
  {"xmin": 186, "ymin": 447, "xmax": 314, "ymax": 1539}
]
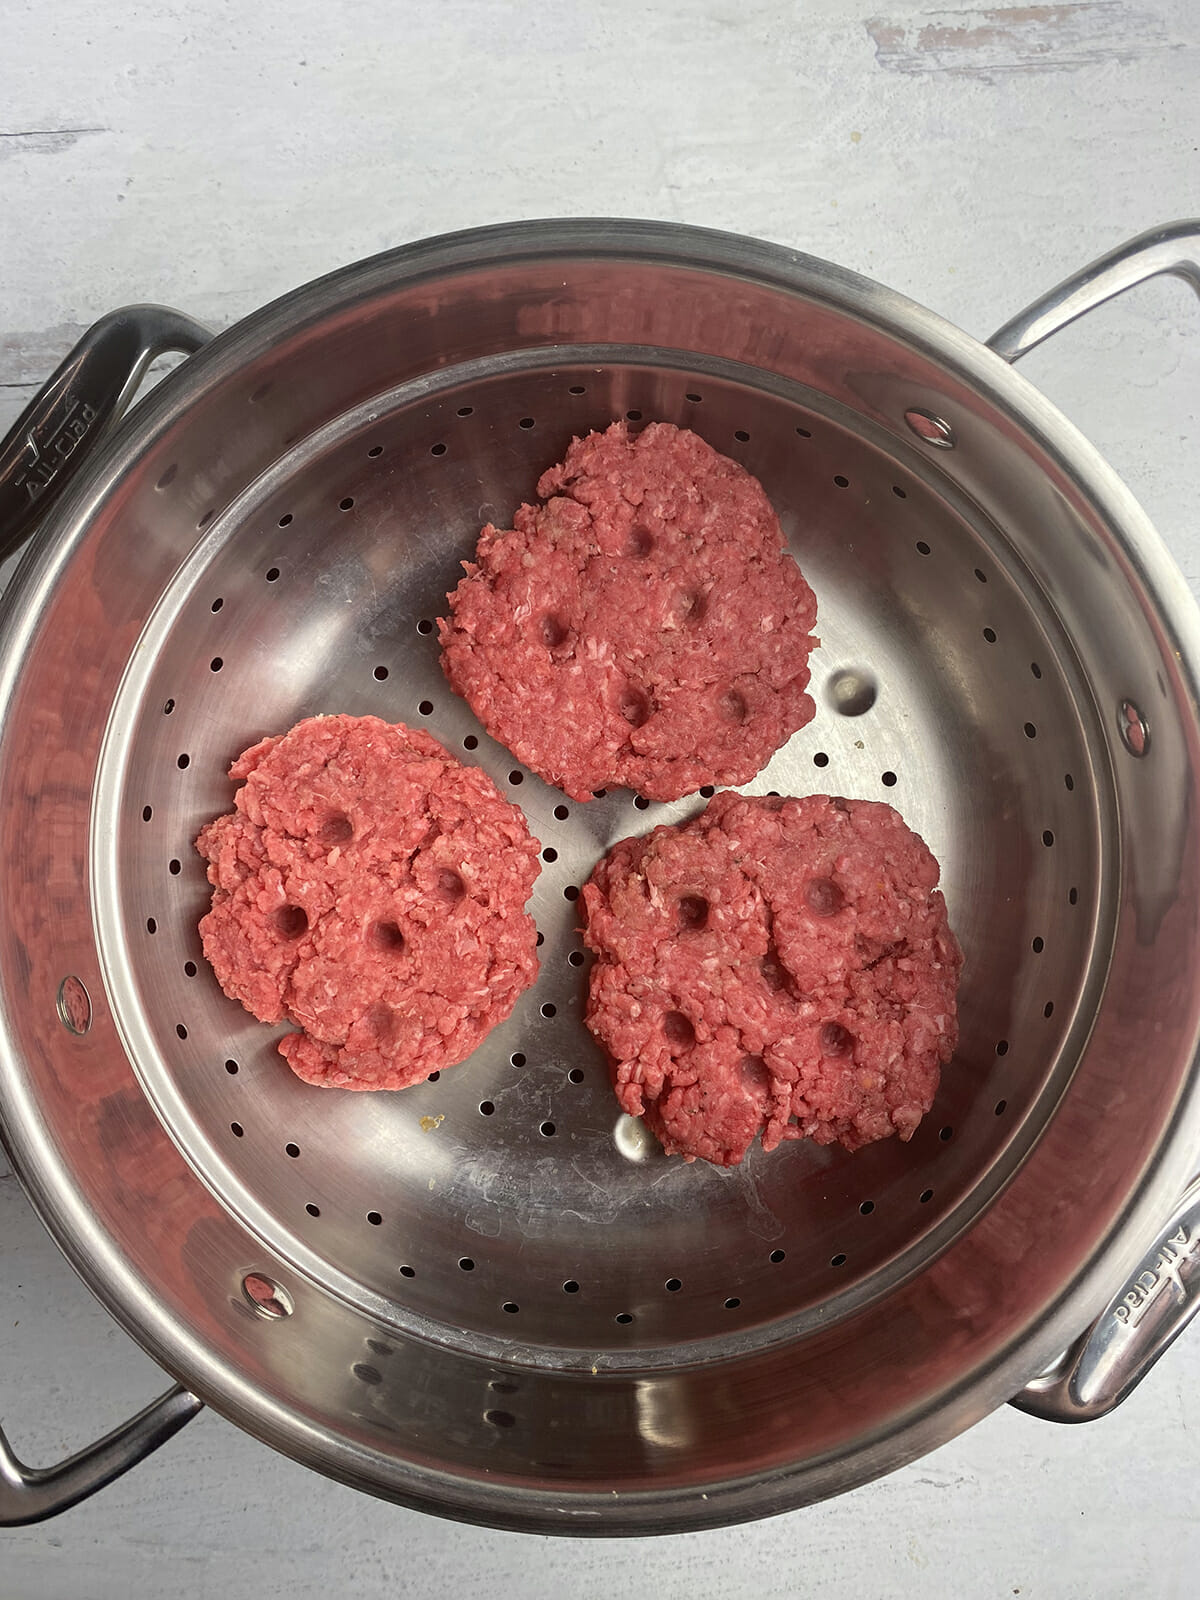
[
  {"xmin": 1011, "ymin": 1172, "xmax": 1200, "ymax": 1422},
  {"xmin": 986, "ymin": 219, "xmax": 1200, "ymax": 363},
  {"xmin": 0, "ymin": 304, "xmax": 211, "ymax": 565},
  {"xmin": 0, "ymin": 1385, "xmax": 202, "ymax": 1525}
]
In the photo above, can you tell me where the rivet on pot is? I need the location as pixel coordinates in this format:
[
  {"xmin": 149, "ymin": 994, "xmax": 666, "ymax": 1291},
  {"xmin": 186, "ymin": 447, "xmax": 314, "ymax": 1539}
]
[
  {"xmin": 56, "ymin": 975, "xmax": 92, "ymax": 1036},
  {"xmin": 241, "ymin": 1273, "xmax": 294, "ymax": 1320},
  {"xmin": 904, "ymin": 409, "xmax": 956, "ymax": 450},
  {"xmin": 1119, "ymin": 699, "xmax": 1149, "ymax": 757}
]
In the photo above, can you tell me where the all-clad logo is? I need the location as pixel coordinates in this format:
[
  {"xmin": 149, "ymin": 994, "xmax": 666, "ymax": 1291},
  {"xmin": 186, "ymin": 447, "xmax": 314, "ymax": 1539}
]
[
  {"xmin": 1113, "ymin": 1224, "xmax": 1189, "ymax": 1326},
  {"xmin": 13, "ymin": 397, "xmax": 98, "ymax": 501}
]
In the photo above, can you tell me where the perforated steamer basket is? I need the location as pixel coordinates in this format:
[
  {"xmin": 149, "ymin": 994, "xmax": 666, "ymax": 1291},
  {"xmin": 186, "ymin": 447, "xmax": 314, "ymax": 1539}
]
[{"xmin": 3, "ymin": 220, "xmax": 1200, "ymax": 1532}]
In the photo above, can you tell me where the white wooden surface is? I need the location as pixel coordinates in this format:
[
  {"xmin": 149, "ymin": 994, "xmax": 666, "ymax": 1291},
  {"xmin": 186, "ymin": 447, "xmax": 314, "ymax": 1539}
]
[{"xmin": 2, "ymin": 1, "xmax": 1200, "ymax": 1594}]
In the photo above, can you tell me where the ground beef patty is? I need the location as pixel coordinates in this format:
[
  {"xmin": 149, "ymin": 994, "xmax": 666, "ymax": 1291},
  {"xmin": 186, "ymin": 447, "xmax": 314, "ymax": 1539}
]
[
  {"xmin": 581, "ymin": 791, "xmax": 961, "ymax": 1166},
  {"xmin": 439, "ymin": 422, "xmax": 818, "ymax": 802},
  {"xmin": 196, "ymin": 715, "xmax": 541, "ymax": 1089}
]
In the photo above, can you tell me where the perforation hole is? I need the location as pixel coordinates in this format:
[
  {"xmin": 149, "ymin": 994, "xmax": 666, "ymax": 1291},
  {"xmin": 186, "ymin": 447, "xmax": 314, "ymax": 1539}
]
[
  {"xmin": 724, "ymin": 1296, "xmax": 741, "ymax": 1309},
  {"xmin": 634, "ymin": 795, "xmax": 650, "ymax": 810},
  {"xmin": 430, "ymin": 443, "xmax": 447, "ymax": 457},
  {"xmin": 339, "ymin": 496, "xmax": 355, "ymax": 511},
  {"xmin": 568, "ymin": 385, "xmax": 586, "ymax": 396},
  {"xmin": 177, "ymin": 753, "xmax": 190, "ymax": 770},
  {"xmin": 459, "ymin": 1257, "xmax": 475, "ymax": 1271},
  {"xmin": 509, "ymin": 770, "xmax": 524, "ymax": 785},
  {"xmin": 230, "ymin": 1121, "xmax": 244, "ymax": 1137},
  {"xmin": 995, "ymin": 1100, "xmax": 1008, "ymax": 1116},
  {"xmin": 168, "ymin": 859, "xmax": 181, "ymax": 875},
  {"xmin": 699, "ymin": 784, "xmax": 715, "ymax": 799},
  {"xmin": 224, "ymin": 1058, "xmax": 238, "ymax": 1074},
  {"xmin": 463, "ymin": 734, "xmax": 478, "ymax": 750},
  {"xmin": 543, "ymin": 846, "xmax": 559, "ymax": 863},
  {"xmin": 541, "ymin": 1003, "xmax": 557, "ymax": 1019},
  {"xmin": 563, "ymin": 1280, "xmax": 580, "ymax": 1293},
  {"xmin": 686, "ymin": 391, "xmax": 702, "ymax": 403},
  {"xmin": 893, "ymin": 485, "xmax": 907, "ymax": 499},
  {"xmin": 457, "ymin": 405, "xmax": 474, "ymax": 416},
  {"xmin": 1043, "ymin": 1000, "xmax": 1055, "ymax": 1018},
  {"xmin": 278, "ymin": 513, "xmax": 293, "ymax": 527},
  {"xmin": 563, "ymin": 885, "xmax": 580, "ymax": 902},
  {"xmin": 511, "ymin": 1052, "xmax": 526, "ymax": 1068},
  {"xmin": 975, "ymin": 568, "xmax": 988, "ymax": 584},
  {"xmin": 919, "ymin": 1188, "xmax": 934, "ymax": 1204},
  {"xmin": 305, "ymin": 1203, "xmax": 320, "ymax": 1218},
  {"xmin": 374, "ymin": 665, "xmax": 389, "ymax": 681},
  {"xmin": 665, "ymin": 1277, "xmax": 682, "ymax": 1292},
  {"xmin": 996, "ymin": 1038, "xmax": 1010, "ymax": 1056},
  {"xmin": 795, "ymin": 425, "xmax": 811, "ymax": 437},
  {"xmin": 1069, "ymin": 887, "xmax": 1079, "ymax": 906},
  {"xmin": 539, "ymin": 1121, "xmax": 556, "ymax": 1138},
  {"xmin": 285, "ymin": 1142, "xmax": 300, "ymax": 1158},
  {"xmin": 916, "ymin": 540, "xmax": 931, "ymax": 556},
  {"xmin": 626, "ymin": 409, "xmax": 643, "ymax": 422},
  {"xmin": 1031, "ymin": 661, "xmax": 1042, "ymax": 679},
  {"xmin": 518, "ymin": 417, "xmax": 535, "ymax": 430},
  {"xmin": 175, "ymin": 1022, "xmax": 187, "ymax": 1040},
  {"xmin": 830, "ymin": 1254, "xmax": 847, "ymax": 1268},
  {"xmin": 418, "ymin": 699, "xmax": 434, "ymax": 716},
  {"xmin": 859, "ymin": 1199, "xmax": 875, "ymax": 1215},
  {"xmin": 1024, "ymin": 722, "xmax": 1037, "ymax": 739},
  {"xmin": 416, "ymin": 618, "xmax": 433, "ymax": 635},
  {"xmin": 939, "ymin": 1125, "xmax": 954, "ymax": 1142},
  {"xmin": 142, "ymin": 805, "xmax": 153, "ymax": 822},
  {"xmin": 1043, "ymin": 830, "xmax": 1055, "ymax": 848},
  {"xmin": 769, "ymin": 1249, "xmax": 786, "ymax": 1263},
  {"xmin": 983, "ymin": 627, "xmax": 997, "ymax": 644},
  {"xmin": 479, "ymin": 1100, "xmax": 495, "ymax": 1116},
  {"xmin": 211, "ymin": 597, "xmax": 223, "ymax": 612},
  {"xmin": 367, "ymin": 444, "xmax": 383, "ymax": 457},
  {"xmin": 833, "ymin": 474, "xmax": 849, "ymax": 488},
  {"xmin": 183, "ymin": 961, "xmax": 197, "ymax": 978},
  {"xmin": 568, "ymin": 1068, "xmax": 585, "ymax": 1083},
  {"xmin": 210, "ymin": 657, "xmax": 223, "ymax": 673},
  {"xmin": 553, "ymin": 804, "xmax": 570, "ymax": 821},
  {"xmin": 1032, "ymin": 936, "xmax": 1044, "ymax": 953},
  {"xmin": 813, "ymin": 752, "xmax": 829, "ymax": 768},
  {"xmin": 615, "ymin": 1312, "xmax": 634, "ymax": 1325},
  {"xmin": 1064, "ymin": 773, "xmax": 1075, "ymax": 791},
  {"xmin": 266, "ymin": 567, "xmax": 280, "ymax": 582},
  {"xmin": 163, "ymin": 698, "xmax": 175, "ymax": 715},
  {"xmin": 881, "ymin": 771, "xmax": 897, "ymax": 787},
  {"xmin": 734, "ymin": 429, "xmax": 750, "ymax": 443}
]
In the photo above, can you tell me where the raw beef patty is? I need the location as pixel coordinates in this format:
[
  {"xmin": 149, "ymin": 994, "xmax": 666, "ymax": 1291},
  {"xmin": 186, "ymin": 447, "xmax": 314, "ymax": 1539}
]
[
  {"xmin": 439, "ymin": 422, "xmax": 818, "ymax": 802},
  {"xmin": 581, "ymin": 791, "xmax": 961, "ymax": 1166},
  {"xmin": 196, "ymin": 714, "xmax": 541, "ymax": 1089}
]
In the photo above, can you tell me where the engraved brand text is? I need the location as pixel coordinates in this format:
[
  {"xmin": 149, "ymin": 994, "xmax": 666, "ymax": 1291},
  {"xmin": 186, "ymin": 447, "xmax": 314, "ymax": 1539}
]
[
  {"xmin": 1113, "ymin": 1224, "xmax": 1189, "ymax": 1326},
  {"xmin": 15, "ymin": 399, "xmax": 98, "ymax": 501}
]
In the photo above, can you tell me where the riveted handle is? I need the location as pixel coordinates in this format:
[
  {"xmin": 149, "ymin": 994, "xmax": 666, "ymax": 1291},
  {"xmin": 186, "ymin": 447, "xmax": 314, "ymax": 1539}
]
[
  {"xmin": 987, "ymin": 219, "xmax": 1200, "ymax": 364},
  {"xmin": 0, "ymin": 304, "xmax": 211, "ymax": 564},
  {"xmin": 1012, "ymin": 1172, "xmax": 1200, "ymax": 1423},
  {"xmin": 0, "ymin": 1384, "xmax": 202, "ymax": 1525}
]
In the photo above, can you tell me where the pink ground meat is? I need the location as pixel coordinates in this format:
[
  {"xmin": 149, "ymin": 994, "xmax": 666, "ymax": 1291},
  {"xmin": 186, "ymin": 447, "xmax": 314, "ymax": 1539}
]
[
  {"xmin": 439, "ymin": 422, "xmax": 818, "ymax": 802},
  {"xmin": 196, "ymin": 715, "xmax": 541, "ymax": 1089},
  {"xmin": 581, "ymin": 791, "xmax": 961, "ymax": 1166}
]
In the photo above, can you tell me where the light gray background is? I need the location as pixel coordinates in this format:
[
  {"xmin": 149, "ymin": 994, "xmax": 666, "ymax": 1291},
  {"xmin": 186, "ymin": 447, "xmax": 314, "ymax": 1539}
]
[{"xmin": 2, "ymin": 1, "xmax": 1199, "ymax": 1595}]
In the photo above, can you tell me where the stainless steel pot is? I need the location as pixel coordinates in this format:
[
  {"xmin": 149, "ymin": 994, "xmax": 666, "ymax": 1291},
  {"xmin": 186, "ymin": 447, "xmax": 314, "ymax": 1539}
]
[{"xmin": 2, "ymin": 219, "xmax": 1200, "ymax": 1533}]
